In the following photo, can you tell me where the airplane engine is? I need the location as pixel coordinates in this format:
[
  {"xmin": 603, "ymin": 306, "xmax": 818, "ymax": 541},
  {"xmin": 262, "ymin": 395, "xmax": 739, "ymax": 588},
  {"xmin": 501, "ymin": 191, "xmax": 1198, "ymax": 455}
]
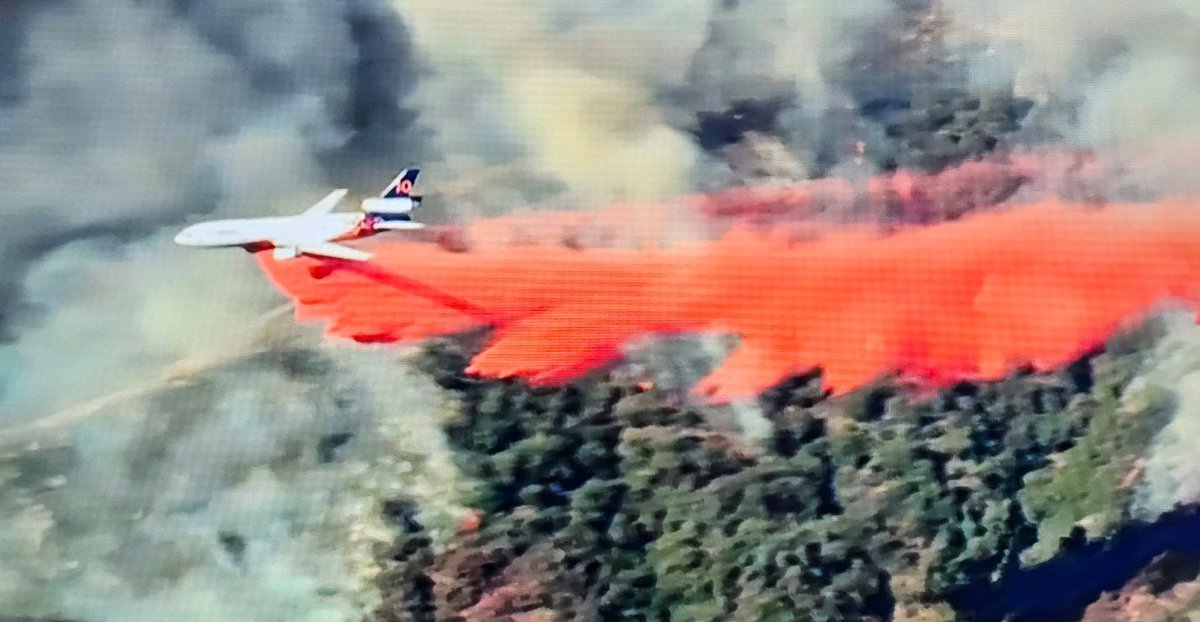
[{"xmin": 362, "ymin": 196, "xmax": 420, "ymax": 215}]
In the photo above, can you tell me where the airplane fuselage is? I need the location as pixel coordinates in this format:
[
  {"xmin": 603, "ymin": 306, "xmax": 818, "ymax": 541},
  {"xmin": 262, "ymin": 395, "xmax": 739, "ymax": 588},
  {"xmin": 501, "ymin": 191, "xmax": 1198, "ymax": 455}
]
[
  {"xmin": 173, "ymin": 212, "xmax": 365, "ymax": 249},
  {"xmin": 174, "ymin": 168, "xmax": 425, "ymax": 262}
]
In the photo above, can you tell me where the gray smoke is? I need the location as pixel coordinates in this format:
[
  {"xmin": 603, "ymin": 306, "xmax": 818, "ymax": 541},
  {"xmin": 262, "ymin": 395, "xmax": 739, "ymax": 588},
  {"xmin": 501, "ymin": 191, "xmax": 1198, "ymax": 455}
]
[
  {"xmin": 941, "ymin": 0, "xmax": 1200, "ymax": 193},
  {"xmin": 0, "ymin": 345, "xmax": 470, "ymax": 621},
  {"xmin": 0, "ymin": 0, "xmax": 440, "ymax": 619},
  {"xmin": 1121, "ymin": 314, "xmax": 1200, "ymax": 519},
  {"xmin": 390, "ymin": 0, "xmax": 916, "ymax": 213},
  {"xmin": 0, "ymin": 0, "xmax": 420, "ymax": 421}
]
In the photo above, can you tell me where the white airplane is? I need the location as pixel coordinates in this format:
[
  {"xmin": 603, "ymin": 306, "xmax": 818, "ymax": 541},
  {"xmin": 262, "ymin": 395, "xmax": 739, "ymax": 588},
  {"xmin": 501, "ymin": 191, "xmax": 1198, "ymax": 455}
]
[{"xmin": 174, "ymin": 169, "xmax": 426, "ymax": 262}]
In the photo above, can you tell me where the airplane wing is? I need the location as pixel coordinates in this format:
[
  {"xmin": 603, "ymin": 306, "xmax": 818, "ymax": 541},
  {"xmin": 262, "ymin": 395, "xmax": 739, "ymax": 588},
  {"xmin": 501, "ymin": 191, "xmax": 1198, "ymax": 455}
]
[
  {"xmin": 302, "ymin": 189, "xmax": 349, "ymax": 215},
  {"xmin": 294, "ymin": 241, "xmax": 373, "ymax": 262}
]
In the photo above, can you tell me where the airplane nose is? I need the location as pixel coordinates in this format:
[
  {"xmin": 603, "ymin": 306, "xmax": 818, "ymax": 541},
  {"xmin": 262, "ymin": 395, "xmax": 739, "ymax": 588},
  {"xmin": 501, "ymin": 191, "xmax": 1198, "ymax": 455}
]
[{"xmin": 174, "ymin": 228, "xmax": 196, "ymax": 245}]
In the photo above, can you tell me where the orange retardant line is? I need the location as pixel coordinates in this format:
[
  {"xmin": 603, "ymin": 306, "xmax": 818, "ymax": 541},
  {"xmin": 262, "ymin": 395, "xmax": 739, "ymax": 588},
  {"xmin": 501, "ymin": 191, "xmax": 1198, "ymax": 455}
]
[{"xmin": 257, "ymin": 192, "xmax": 1200, "ymax": 403}]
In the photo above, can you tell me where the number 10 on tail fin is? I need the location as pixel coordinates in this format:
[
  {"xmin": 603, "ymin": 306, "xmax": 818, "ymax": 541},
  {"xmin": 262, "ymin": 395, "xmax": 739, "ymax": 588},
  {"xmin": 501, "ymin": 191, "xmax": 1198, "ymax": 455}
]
[{"xmin": 382, "ymin": 168, "xmax": 421, "ymax": 199}]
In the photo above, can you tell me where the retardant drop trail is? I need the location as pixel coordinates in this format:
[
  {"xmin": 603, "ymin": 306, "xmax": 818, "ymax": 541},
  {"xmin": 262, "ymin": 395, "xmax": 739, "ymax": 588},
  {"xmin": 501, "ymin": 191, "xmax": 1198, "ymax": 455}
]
[{"xmin": 256, "ymin": 196, "xmax": 1200, "ymax": 403}]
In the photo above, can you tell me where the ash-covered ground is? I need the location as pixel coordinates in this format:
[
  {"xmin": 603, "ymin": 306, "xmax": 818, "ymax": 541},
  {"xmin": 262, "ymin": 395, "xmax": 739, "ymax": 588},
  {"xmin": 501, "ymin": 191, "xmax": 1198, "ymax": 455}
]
[{"xmin": 2, "ymin": 0, "xmax": 1200, "ymax": 621}]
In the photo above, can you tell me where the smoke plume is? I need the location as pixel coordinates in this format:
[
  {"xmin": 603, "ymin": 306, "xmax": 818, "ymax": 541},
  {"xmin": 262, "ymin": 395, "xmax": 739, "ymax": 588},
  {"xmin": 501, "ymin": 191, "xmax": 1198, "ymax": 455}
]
[
  {"xmin": 942, "ymin": 0, "xmax": 1200, "ymax": 192},
  {"xmin": 0, "ymin": 345, "xmax": 470, "ymax": 620},
  {"xmin": 0, "ymin": 0, "xmax": 418, "ymax": 420}
]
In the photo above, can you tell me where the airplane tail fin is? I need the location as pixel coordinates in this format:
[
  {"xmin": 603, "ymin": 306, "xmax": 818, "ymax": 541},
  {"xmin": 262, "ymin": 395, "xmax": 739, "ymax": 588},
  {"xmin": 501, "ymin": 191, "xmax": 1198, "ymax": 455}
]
[{"xmin": 381, "ymin": 168, "xmax": 421, "ymax": 199}]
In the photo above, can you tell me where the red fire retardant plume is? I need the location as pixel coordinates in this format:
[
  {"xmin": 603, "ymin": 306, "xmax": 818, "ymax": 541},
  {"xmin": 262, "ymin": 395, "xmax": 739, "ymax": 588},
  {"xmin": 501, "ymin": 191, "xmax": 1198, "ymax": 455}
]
[{"xmin": 257, "ymin": 196, "xmax": 1200, "ymax": 403}]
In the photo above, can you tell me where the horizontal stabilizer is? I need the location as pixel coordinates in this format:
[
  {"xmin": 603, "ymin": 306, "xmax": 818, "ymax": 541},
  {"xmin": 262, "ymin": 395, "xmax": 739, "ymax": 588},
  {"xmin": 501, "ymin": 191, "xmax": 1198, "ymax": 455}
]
[
  {"xmin": 273, "ymin": 245, "xmax": 300, "ymax": 260},
  {"xmin": 296, "ymin": 242, "xmax": 373, "ymax": 262},
  {"xmin": 371, "ymin": 220, "xmax": 426, "ymax": 231}
]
